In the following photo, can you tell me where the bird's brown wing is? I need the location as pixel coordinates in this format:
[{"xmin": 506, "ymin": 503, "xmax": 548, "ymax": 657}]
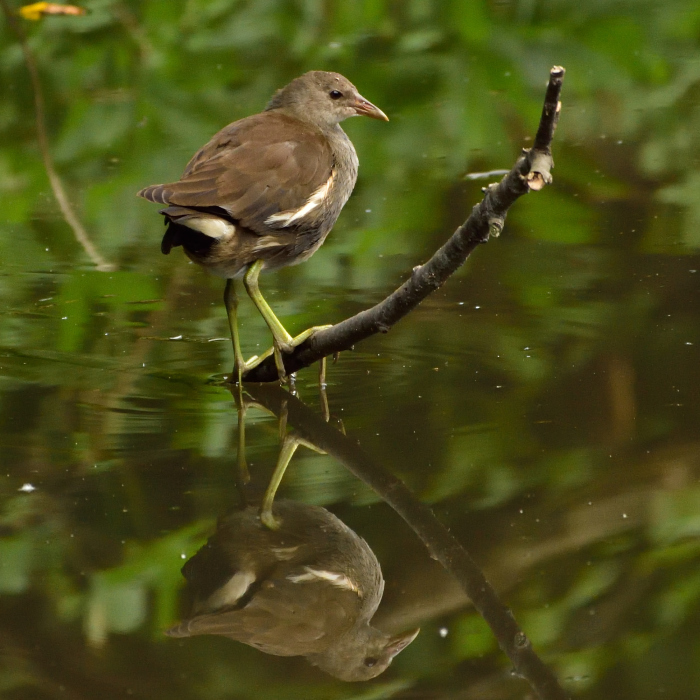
[
  {"xmin": 165, "ymin": 574, "xmax": 360, "ymax": 657},
  {"xmin": 138, "ymin": 112, "xmax": 333, "ymax": 235}
]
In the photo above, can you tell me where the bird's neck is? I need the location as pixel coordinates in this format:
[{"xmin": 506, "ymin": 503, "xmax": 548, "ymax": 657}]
[
  {"xmin": 268, "ymin": 106, "xmax": 347, "ymax": 136},
  {"xmin": 322, "ymin": 122, "xmax": 354, "ymax": 152}
]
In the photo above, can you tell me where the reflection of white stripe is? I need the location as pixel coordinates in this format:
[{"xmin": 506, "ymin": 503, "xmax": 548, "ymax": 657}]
[
  {"xmin": 272, "ymin": 545, "xmax": 300, "ymax": 560},
  {"xmin": 253, "ymin": 236, "xmax": 286, "ymax": 250},
  {"xmin": 205, "ymin": 570, "xmax": 256, "ymax": 610},
  {"xmin": 287, "ymin": 566, "xmax": 361, "ymax": 595},
  {"xmin": 265, "ymin": 172, "xmax": 335, "ymax": 227}
]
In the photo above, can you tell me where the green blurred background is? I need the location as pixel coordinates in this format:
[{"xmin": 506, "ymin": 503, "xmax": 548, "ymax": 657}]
[{"xmin": 3, "ymin": 0, "xmax": 700, "ymax": 698}]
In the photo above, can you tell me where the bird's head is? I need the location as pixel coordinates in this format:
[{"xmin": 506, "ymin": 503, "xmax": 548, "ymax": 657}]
[
  {"xmin": 266, "ymin": 71, "xmax": 388, "ymax": 128},
  {"xmin": 308, "ymin": 625, "xmax": 419, "ymax": 682}
]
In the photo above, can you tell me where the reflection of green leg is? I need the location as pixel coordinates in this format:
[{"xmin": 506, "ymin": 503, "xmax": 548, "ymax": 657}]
[
  {"xmin": 260, "ymin": 431, "xmax": 327, "ymax": 530},
  {"xmin": 319, "ymin": 360, "xmax": 330, "ymax": 422},
  {"xmin": 243, "ymin": 260, "xmax": 332, "ymax": 382},
  {"xmin": 236, "ymin": 398, "xmax": 250, "ymax": 487},
  {"xmin": 319, "ymin": 356, "xmax": 327, "ymax": 387},
  {"xmin": 260, "ymin": 434, "xmax": 300, "ymax": 530}
]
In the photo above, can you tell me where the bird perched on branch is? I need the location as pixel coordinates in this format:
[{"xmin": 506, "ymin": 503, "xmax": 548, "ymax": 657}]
[
  {"xmin": 166, "ymin": 501, "xmax": 418, "ymax": 681},
  {"xmin": 138, "ymin": 71, "xmax": 388, "ymax": 383}
]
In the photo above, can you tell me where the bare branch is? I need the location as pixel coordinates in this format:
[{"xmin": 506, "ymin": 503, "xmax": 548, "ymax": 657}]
[
  {"xmin": 243, "ymin": 66, "xmax": 565, "ymax": 383},
  {"xmin": 0, "ymin": 0, "xmax": 115, "ymax": 272}
]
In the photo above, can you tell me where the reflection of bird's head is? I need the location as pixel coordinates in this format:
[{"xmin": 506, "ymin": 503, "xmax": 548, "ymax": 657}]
[{"xmin": 309, "ymin": 625, "xmax": 420, "ymax": 682}]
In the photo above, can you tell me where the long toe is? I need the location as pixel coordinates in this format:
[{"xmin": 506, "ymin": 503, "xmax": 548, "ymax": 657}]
[
  {"xmin": 232, "ymin": 349, "xmax": 273, "ymax": 382},
  {"xmin": 290, "ymin": 324, "xmax": 333, "ymax": 348}
]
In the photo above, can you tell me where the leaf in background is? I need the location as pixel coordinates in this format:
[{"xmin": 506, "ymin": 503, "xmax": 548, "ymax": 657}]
[
  {"xmin": 18, "ymin": 2, "xmax": 85, "ymax": 21},
  {"xmin": 0, "ymin": 536, "xmax": 33, "ymax": 593}
]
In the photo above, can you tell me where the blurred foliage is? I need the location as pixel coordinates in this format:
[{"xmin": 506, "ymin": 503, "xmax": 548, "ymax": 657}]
[{"xmin": 2, "ymin": 0, "xmax": 700, "ymax": 699}]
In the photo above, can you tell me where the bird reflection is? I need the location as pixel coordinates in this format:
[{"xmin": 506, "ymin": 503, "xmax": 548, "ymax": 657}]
[{"xmin": 167, "ymin": 390, "xmax": 418, "ymax": 681}]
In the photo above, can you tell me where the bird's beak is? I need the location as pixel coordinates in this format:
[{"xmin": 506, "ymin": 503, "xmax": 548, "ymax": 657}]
[
  {"xmin": 353, "ymin": 95, "xmax": 389, "ymax": 121},
  {"xmin": 386, "ymin": 628, "xmax": 420, "ymax": 658}
]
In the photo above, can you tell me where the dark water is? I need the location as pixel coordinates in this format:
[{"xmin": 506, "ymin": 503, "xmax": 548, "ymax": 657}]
[{"xmin": 3, "ymin": 1, "xmax": 700, "ymax": 698}]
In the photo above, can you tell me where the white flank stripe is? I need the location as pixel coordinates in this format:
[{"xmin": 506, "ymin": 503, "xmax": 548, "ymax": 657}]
[
  {"xmin": 265, "ymin": 172, "xmax": 335, "ymax": 227},
  {"xmin": 182, "ymin": 217, "xmax": 236, "ymax": 239}
]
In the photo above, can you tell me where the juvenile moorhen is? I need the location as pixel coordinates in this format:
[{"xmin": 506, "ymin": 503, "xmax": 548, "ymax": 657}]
[{"xmin": 138, "ymin": 71, "xmax": 388, "ymax": 382}]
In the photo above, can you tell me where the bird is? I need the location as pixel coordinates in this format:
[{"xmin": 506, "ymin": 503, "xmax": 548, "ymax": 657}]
[
  {"xmin": 166, "ymin": 500, "xmax": 419, "ymax": 681},
  {"xmin": 137, "ymin": 71, "xmax": 388, "ymax": 383}
]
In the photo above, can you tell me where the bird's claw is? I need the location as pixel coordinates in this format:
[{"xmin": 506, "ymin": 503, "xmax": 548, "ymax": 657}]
[{"xmin": 232, "ymin": 325, "xmax": 334, "ymax": 384}]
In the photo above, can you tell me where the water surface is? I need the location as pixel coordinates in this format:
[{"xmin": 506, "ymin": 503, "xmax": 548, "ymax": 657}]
[{"xmin": 2, "ymin": 2, "xmax": 700, "ymax": 699}]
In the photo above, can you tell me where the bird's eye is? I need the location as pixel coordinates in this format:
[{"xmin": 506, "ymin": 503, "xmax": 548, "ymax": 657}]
[
  {"xmin": 329, "ymin": 90, "xmax": 343, "ymax": 100},
  {"xmin": 363, "ymin": 657, "xmax": 378, "ymax": 668}
]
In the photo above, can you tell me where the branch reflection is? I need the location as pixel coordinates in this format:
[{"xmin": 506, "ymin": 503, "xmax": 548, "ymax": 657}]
[{"xmin": 233, "ymin": 384, "xmax": 569, "ymax": 700}]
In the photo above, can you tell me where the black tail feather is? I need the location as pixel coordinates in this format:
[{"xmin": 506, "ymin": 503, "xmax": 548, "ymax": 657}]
[
  {"xmin": 161, "ymin": 221, "xmax": 217, "ymax": 256},
  {"xmin": 160, "ymin": 224, "xmax": 180, "ymax": 254}
]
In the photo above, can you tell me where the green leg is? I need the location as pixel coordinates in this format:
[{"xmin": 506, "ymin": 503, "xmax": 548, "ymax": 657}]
[
  {"xmin": 224, "ymin": 279, "xmax": 245, "ymax": 385},
  {"xmin": 243, "ymin": 260, "xmax": 332, "ymax": 382},
  {"xmin": 224, "ymin": 278, "xmax": 276, "ymax": 382},
  {"xmin": 244, "ymin": 261, "xmax": 293, "ymax": 348}
]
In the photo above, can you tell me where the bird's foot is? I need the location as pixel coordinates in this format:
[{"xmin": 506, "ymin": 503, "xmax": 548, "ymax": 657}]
[
  {"xmin": 274, "ymin": 325, "xmax": 332, "ymax": 383},
  {"xmin": 233, "ymin": 325, "xmax": 333, "ymax": 384},
  {"xmin": 231, "ymin": 347, "xmax": 274, "ymax": 384},
  {"xmin": 279, "ymin": 324, "xmax": 333, "ymax": 354}
]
